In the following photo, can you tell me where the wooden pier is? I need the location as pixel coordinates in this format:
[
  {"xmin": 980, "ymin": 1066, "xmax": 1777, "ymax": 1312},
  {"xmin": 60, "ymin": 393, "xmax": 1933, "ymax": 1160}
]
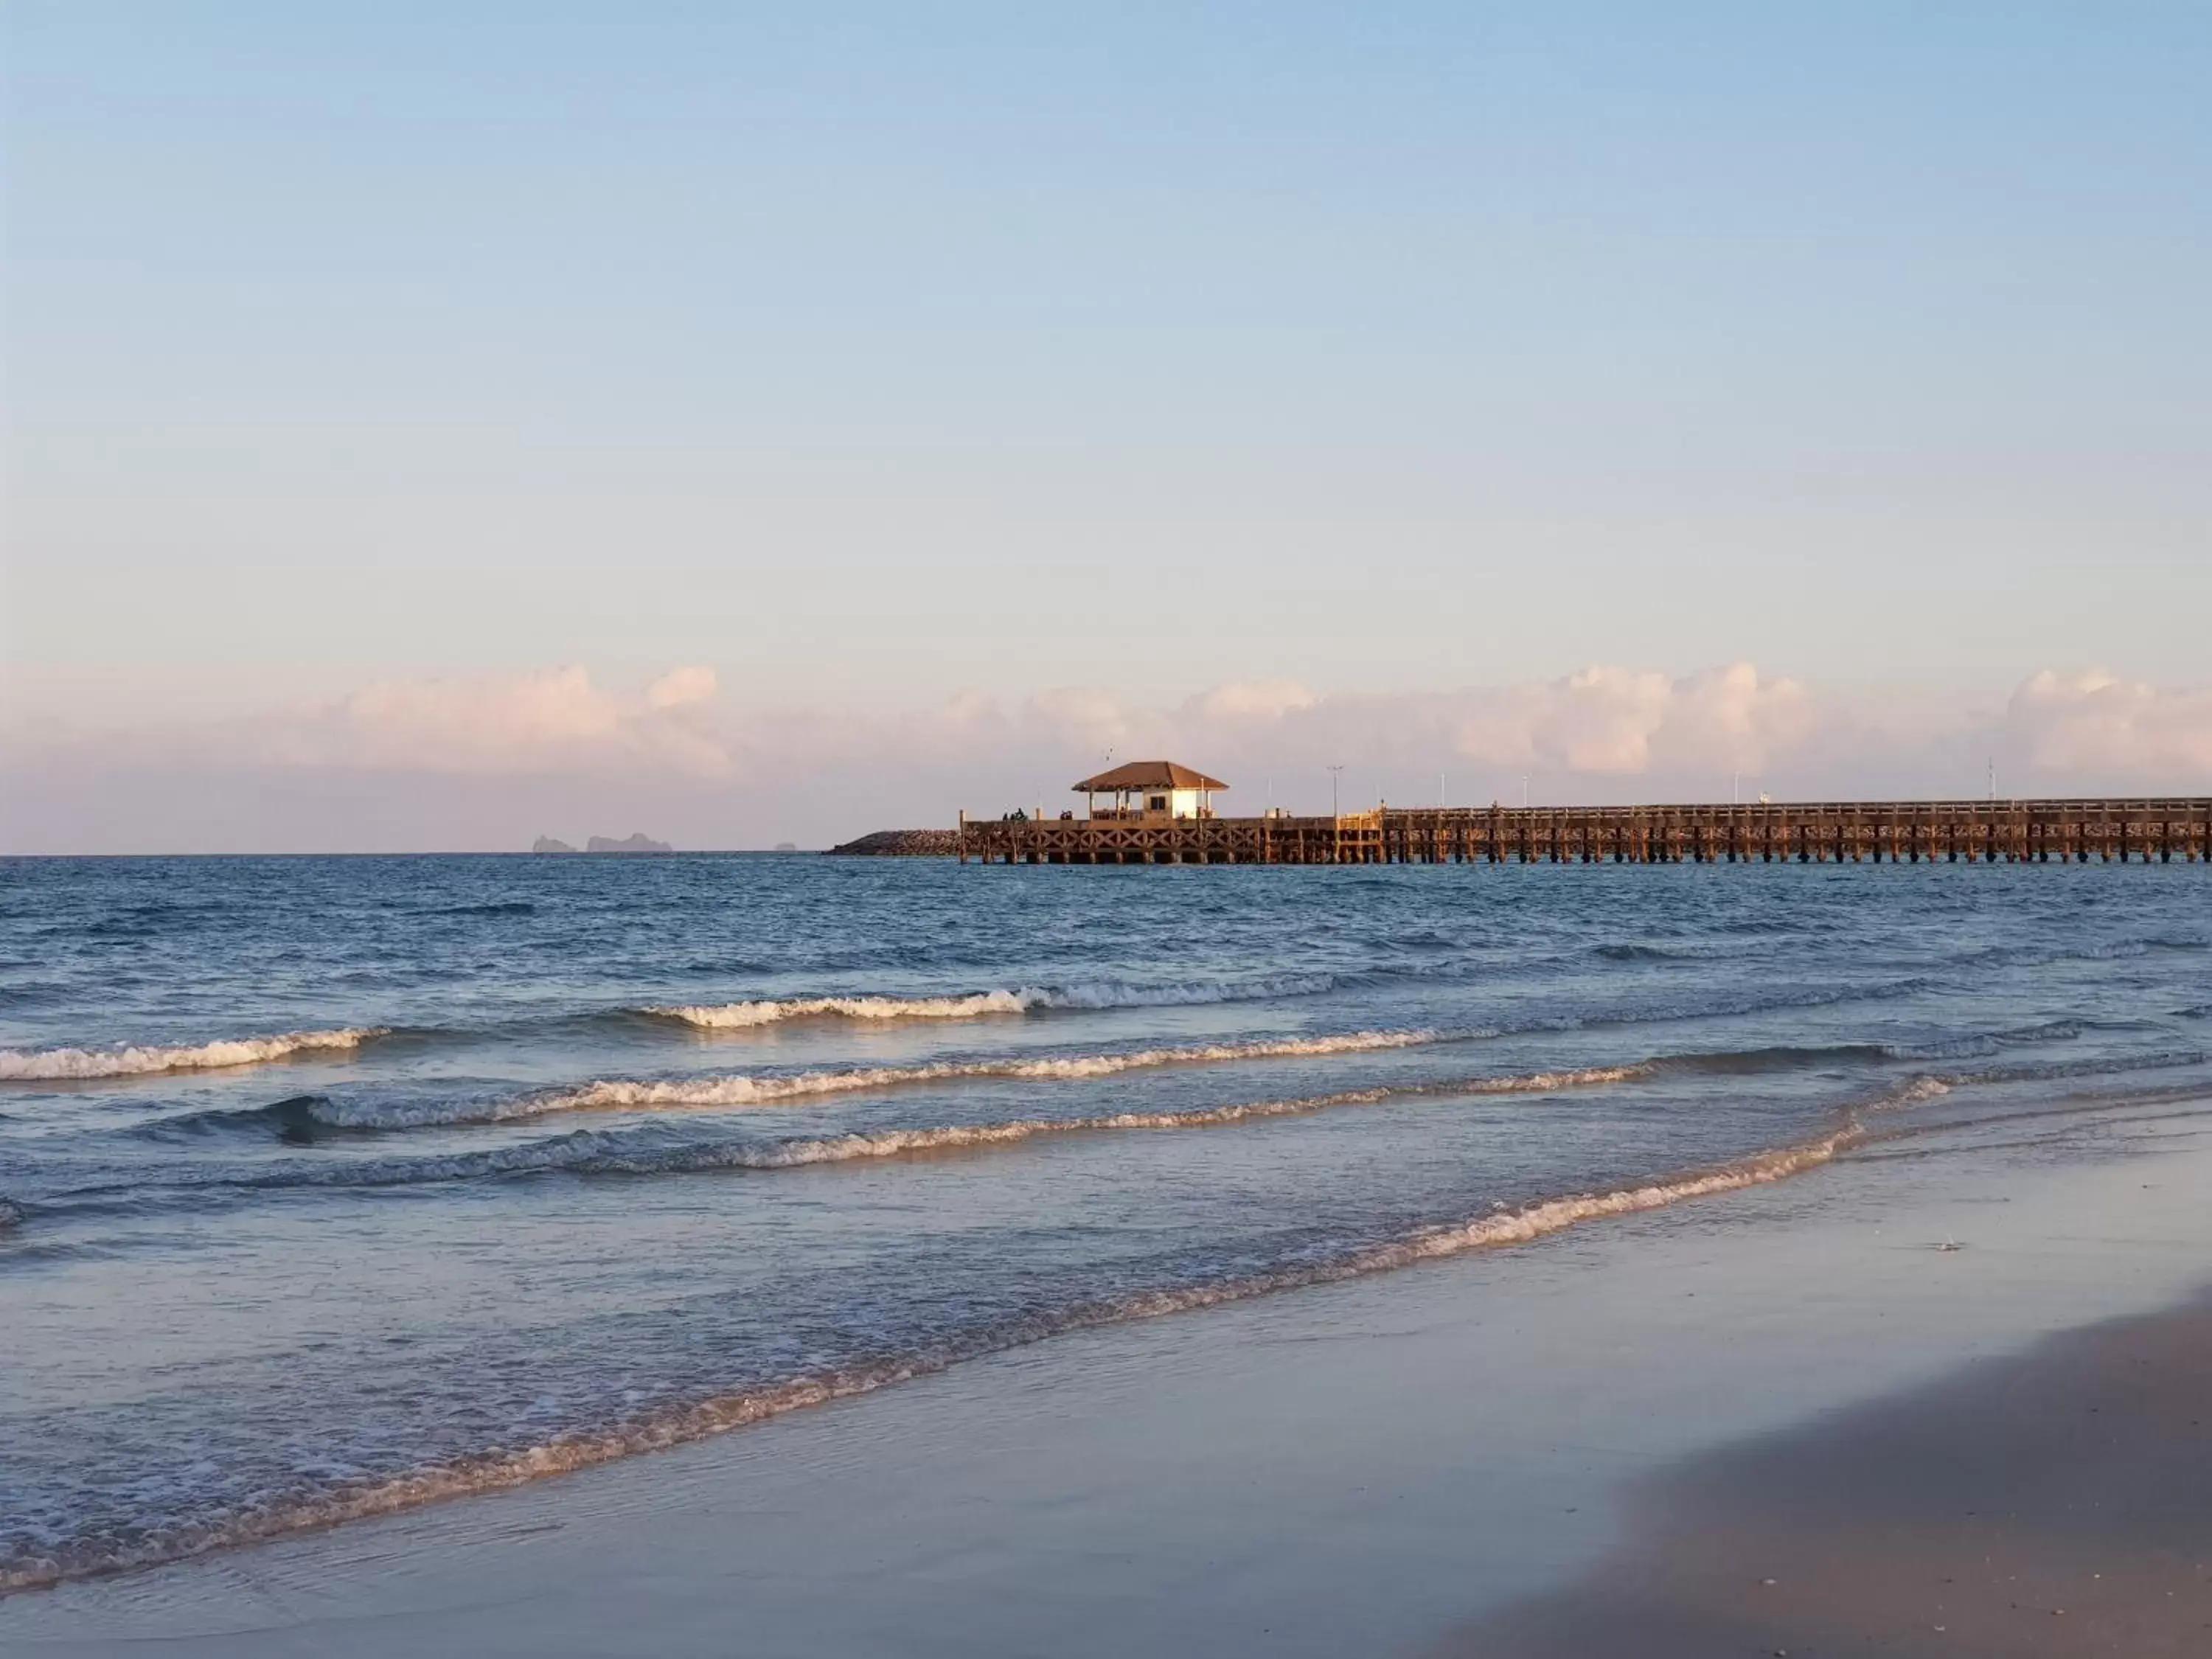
[{"xmin": 958, "ymin": 799, "xmax": 2212, "ymax": 867}]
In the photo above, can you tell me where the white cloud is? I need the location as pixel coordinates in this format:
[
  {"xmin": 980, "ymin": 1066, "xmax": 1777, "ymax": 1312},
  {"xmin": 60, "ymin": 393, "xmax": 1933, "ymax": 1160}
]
[
  {"xmin": 1439, "ymin": 664, "xmax": 1812, "ymax": 776},
  {"xmin": 1187, "ymin": 680, "xmax": 1318, "ymax": 723},
  {"xmin": 3, "ymin": 661, "xmax": 2203, "ymax": 851},
  {"xmin": 2002, "ymin": 671, "xmax": 2212, "ymax": 779},
  {"xmin": 257, "ymin": 667, "xmax": 732, "ymax": 777},
  {"xmin": 644, "ymin": 665, "xmax": 719, "ymax": 711}
]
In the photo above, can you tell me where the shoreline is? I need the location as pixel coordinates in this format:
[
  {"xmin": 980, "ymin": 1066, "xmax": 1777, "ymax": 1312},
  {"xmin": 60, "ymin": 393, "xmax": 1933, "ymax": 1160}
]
[
  {"xmin": 0, "ymin": 1118, "xmax": 1861, "ymax": 1596},
  {"xmin": 6, "ymin": 1099, "xmax": 2208, "ymax": 1655}
]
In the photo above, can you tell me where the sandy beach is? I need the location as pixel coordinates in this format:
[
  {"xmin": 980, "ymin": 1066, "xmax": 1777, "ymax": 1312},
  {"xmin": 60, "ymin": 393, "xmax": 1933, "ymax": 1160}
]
[
  {"xmin": 6, "ymin": 1080, "xmax": 2208, "ymax": 1658},
  {"xmin": 1458, "ymin": 1290, "xmax": 2212, "ymax": 1657}
]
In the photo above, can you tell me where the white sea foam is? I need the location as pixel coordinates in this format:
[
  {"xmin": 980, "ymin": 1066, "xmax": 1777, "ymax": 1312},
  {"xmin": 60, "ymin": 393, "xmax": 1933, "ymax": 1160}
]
[
  {"xmin": 318, "ymin": 1029, "xmax": 1446, "ymax": 1130},
  {"xmin": 648, "ymin": 990, "xmax": 1042, "ymax": 1027},
  {"xmin": 1876, "ymin": 1075, "xmax": 1953, "ymax": 1107},
  {"xmin": 719, "ymin": 1065, "xmax": 1642, "ymax": 1169},
  {"xmin": 644, "ymin": 974, "xmax": 1349, "ymax": 1028},
  {"xmin": 1039, "ymin": 973, "xmax": 1348, "ymax": 1009},
  {"xmin": 124, "ymin": 1065, "xmax": 1644, "ymax": 1191},
  {"xmin": 0, "ymin": 1029, "xmax": 384, "ymax": 1082},
  {"xmin": 0, "ymin": 1117, "xmax": 1851, "ymax": 1596}
]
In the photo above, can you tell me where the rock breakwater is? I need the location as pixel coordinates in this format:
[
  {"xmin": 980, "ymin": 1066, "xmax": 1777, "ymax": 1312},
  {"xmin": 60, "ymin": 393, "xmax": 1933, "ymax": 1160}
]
[{"xmin": 825, "ymin": 829, "xmax": 961, "ymax": 857}]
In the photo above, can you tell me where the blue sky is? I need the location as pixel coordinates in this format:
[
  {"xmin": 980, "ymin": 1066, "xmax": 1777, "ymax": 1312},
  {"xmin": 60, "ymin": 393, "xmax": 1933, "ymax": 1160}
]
[{"xmin": 2, "ymin": 4, "xmax": 2208, "ymax": 846}]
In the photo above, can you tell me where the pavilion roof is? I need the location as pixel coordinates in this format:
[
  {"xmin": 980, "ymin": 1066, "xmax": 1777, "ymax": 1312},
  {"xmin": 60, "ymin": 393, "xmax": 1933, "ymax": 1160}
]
[{"xmin": 1071, "ymin": 761, "xmax": 1229, "ymax": 793}]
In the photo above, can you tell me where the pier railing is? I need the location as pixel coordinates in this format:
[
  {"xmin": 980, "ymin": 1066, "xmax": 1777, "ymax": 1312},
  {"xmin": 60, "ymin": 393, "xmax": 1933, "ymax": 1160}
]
[{"xmin": 957, "ymin": 799, "xmax": 2212, "ymax": 866}]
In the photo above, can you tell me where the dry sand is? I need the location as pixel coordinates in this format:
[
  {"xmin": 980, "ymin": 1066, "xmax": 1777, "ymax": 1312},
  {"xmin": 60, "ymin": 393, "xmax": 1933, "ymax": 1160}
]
[{"xmin": 1453, "ymin": 1292, "xmax": 2212, "ymax": 1658}]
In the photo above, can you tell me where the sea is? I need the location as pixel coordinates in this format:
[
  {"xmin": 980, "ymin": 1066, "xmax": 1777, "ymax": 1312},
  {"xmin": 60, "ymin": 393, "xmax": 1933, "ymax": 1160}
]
[{"xmin": 1, "ymin": 852, "xmax": 2207, "ymax": 1593}]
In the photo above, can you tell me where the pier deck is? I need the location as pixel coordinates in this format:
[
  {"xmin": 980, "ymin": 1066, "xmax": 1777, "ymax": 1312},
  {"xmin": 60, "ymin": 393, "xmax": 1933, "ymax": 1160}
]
[{"xmin": 958, "ymin": 799, "xmax": 2212, "ymax": 866}]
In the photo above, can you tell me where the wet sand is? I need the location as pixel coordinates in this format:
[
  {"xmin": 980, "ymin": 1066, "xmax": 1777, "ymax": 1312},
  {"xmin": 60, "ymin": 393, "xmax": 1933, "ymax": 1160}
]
[
  {"xmin": 5, "ymin": 1107, "xmax": 2210, "ymax": 1656},
  {"xmin": 1455, "ymin": 1292, "xmax": 2212, "ymax": 1658}
]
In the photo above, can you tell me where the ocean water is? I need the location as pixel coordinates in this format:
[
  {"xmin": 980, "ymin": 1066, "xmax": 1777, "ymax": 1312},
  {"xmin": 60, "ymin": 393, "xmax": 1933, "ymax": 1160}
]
[{"xmin": 1, "ymin": 852, "xmax": 2207, "ymax": 1593}]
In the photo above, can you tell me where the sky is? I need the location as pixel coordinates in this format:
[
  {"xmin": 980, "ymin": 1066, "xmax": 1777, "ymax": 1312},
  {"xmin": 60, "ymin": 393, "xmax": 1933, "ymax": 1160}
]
[{"xmin": 2, "ymin": 2, "xmax": 2207, "ymax": 850}]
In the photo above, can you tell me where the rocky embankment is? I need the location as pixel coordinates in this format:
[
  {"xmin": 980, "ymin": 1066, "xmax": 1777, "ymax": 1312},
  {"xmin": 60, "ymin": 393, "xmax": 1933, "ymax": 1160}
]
[{"xmin": 824, "ymin": 829, "xmax": 961, "ymax": 857}]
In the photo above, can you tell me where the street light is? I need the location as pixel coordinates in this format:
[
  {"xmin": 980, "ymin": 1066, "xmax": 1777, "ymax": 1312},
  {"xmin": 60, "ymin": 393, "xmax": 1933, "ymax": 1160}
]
[{"xmin": 1328, "ymin": 764, "xmax": 1346, "ymax": 818}]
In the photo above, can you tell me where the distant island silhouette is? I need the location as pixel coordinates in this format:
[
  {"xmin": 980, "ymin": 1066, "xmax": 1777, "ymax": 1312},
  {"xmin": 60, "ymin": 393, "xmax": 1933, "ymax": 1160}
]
[{"xmin": 531, "ymin": 833, "xmax": 673, "ymax": 855}]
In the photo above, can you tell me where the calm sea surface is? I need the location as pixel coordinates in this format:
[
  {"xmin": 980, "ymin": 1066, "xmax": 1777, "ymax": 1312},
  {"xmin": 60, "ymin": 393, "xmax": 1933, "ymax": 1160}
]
[{"xmin": 2, "ymin": 853, "xmax": 2207, "ymax": 1590}]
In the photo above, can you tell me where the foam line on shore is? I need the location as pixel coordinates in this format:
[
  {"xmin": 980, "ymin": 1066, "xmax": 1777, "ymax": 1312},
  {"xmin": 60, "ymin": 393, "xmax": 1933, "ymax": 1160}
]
[
  {"xmin": 0, "ymin": 1118, "xmax": 1858, "ymax": 1596},
  {"xmin": 0, "ymin": 1029, "xmax": 386, "ymax": 1082}
]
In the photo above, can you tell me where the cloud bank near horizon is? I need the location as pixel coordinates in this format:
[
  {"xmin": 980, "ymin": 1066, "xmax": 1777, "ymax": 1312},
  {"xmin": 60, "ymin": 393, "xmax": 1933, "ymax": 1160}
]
[{"xmin": 4, "ymin": 663, "xmax": 2206, "ymax": 853}]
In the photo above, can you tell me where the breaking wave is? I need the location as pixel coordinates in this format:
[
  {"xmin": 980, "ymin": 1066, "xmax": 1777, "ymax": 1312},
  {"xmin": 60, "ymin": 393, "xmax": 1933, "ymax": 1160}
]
[
  {"xmin": 0, "ymin": 1029, "xmax": 385, "ymax": 1082},
  {"xmin": 647, "ymin": 990, "xmax": 1043, "ymax": 1026},
  {"xmin": 644, "ymin": 973, "xmax": 1352, "ymax": 1028},
  {"xmin": 0, "ymin": 971, "xmax": 1954, "ymax": 1079},
  {"xmin": 717, "ymin": 1065, "xmax": 1643, "ymax": 1171},
  {"xmin": 125, "ymin": 1065, "xmax": 1649, "ymax": 1192},
  {"xmin": 1872, "ymin": 1074, "xmax": 1954, "ymax": 1107},
  {"xmin": 0, "ymin": 1121, "xmax": 1854, "ymax": 1595},
  {"xmin": 1040, "ymin": 972, "xmax": 1350, "ymax": 1008},
  {"xmin": 307, "ymin": 1029, "xmax": 1449, "ymax": 1131},
  {"xmin": 138, "ymin": 1095, "xmax": 378, "ymax": 1147}
]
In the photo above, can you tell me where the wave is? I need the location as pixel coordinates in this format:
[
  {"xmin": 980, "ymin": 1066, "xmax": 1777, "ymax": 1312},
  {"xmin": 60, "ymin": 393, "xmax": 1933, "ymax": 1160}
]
[
  {"xmin": 1576, "ymin": 975, "xmax": 1935, "ymax": 1034},
  {"xmin": 720, "ymin": 1065, "xmax": 1644, "ymax": 1171},
  {"xmin": 1871, "ymin": 1074, "xmax": 1953, "ymax": 1108},
  {"xmin": 0, "ymin": 1119, "xmax": 1853, "ymax": 1595},
  {"xmin": 1662, "ymin": 1043, "xmax": 1888, "ymax": 1076},
  {"xmin": 0, "ymin": 1197, "xmax": 22, "ymax": 1231},
  {"xmin": 647, "ymin": 990, "xmax": 1042, "ymax": 1027},
  {"xmin": 1819, "ymin": 1049, "xmax": 2202, "ymax": 1113},
  {"xmin": 0, "ymin": 1029, "xmax": 385, "ymax": 1082},
  {"xmin": 304, "ymin": 1029, "xmax": 1449, "ymax": 1131},
  {"xmin": 1040, "ymin": 972, "xmax": 1350, "ymax": 1008},
  {"xmin": 123, "ymin": 1065, "xmax": 1650, "ymax": 1194},
  {"xmin": 0, "ymin": 963, "xmax": 1947, "ymax": 1082},
  {"xmin": 644, "ymin": 973, "xmax": 1352, "ymax": 1029},
  {"xmin": 1881, "ymin": 1018, "xmax": 2086, "ymax": 1061},
  {"xmin": 139, "ymin": 1095, "xmax": 378, "ymax": 1147},
  {"xmin": 1663, "ymin": 1020, "xmax": 2090, "ymax": 1076},
  {"xmin": 1930, "ymin": 1048, "xmax": 2205, "ymax": 1088},
  {"xmin": 1961, "ymin": 933, "xmax": 2208, "ymax": 972}
]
